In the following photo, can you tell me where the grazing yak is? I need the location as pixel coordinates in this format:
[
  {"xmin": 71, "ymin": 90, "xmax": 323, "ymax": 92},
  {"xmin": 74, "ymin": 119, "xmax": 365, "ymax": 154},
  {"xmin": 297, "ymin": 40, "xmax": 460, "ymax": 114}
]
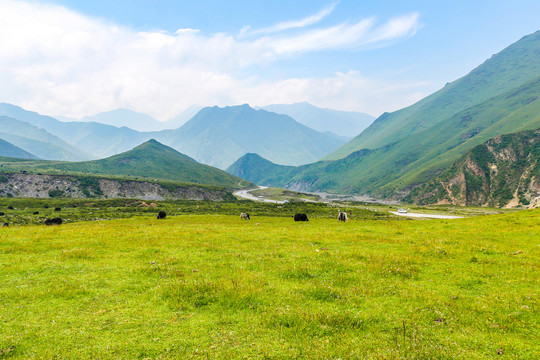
[
  {"xmin": 294, "ymin": 213, "xmax": 309, "ymax": 221},
  {"xmin": 54, "ymin": 207, "xmax": 61, "ymax": 212},
  {"xmin": 240, "ymin": 213, "xmax": 251, "ymax": 220},
  {"xmin": 157, "ymin": 211, "xmax": 167, "ymax": 219},
  {"xmin": 44, "ymin": 217, "xmax": 63, "ymax": 225},
  {"xmin": 338, "ymin": 211, "xmax": 348, "ymax": 222}
]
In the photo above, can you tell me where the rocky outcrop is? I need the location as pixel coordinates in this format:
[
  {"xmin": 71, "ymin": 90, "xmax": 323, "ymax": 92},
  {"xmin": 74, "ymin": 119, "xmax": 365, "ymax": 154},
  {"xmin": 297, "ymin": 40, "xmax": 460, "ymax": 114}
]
[
  {"xmin": 404, "ymin": 129, "xmax": 540, "ymax": 208},
  {"xmin": 0, "ymin": 173, "xmax": 233, "ymax": 201}
]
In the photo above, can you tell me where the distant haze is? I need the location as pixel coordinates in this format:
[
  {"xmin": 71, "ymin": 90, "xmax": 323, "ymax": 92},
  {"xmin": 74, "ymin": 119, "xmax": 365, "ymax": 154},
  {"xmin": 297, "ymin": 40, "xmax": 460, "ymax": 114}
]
[{"xmin": 261, "ymin": 102, "xmax": 374, "ymax": 138}]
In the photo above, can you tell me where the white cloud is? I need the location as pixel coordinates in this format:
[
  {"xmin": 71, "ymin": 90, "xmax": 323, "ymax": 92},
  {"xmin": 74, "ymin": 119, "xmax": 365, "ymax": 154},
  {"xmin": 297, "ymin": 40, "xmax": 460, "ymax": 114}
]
[
  {"xmin": 243, "ymin": 72, "xmax": 429, "ymax": 117},
  {"xmin": 245, "ymin": 1, "xmax": 339, "ymax": 36},
  {"xmin": 0, "ymin": 0, "xmax": 425, "ymax": 120}
]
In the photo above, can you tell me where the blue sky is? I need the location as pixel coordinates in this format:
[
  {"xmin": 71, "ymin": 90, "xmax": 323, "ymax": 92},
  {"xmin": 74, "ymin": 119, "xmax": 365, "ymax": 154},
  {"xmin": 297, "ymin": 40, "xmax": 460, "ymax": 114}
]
[{"xmin": 0, "ymin": 0, "xmax": 539, "ymax": 121}]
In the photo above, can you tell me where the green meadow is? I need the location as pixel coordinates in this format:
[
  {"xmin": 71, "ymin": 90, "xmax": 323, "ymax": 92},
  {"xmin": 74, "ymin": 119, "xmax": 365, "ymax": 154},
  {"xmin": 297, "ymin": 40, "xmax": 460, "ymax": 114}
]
[{"xmin": 0, "ymin": 208, "xmax": 538, "ymax": 359}]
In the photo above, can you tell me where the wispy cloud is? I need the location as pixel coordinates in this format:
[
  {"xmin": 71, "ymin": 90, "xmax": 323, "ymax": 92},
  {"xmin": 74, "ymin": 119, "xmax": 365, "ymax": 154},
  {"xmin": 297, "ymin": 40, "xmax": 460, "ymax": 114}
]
[
  {"xmin": 0, "ymin": 0, "xmax": 424, "ymax": 120},
  {"xmin": 366, "ymin": 13, "xmax": 421, "ymax": 43},
  {"xmin": 245, "ymin": 1, "xmax": 339, "ymax": 36},
  {"xmin": 267, "ymin": 13, "xmax": 421, "ymax": 55}
]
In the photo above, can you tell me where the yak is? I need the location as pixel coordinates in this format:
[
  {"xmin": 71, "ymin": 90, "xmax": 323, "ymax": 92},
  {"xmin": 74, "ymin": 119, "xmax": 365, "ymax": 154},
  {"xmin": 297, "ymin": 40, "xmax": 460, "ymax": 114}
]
[
  {"xmin": 338, "ymin": 211, "xmax": 348, "ymax": 222},
  {"xmin": 157, "ymin": 211, "xmax": 167, "ymax": 219},
  {"xmin": 240, "ymin": 213, "xmax": 251, "ymax": 220},
  {"xmin": 44, "ymin": 217, "xmax": 63, "ymax": 225},
  {"xmin": 294, "ymin": 213, "xmax": 309, "ymax": 221}
]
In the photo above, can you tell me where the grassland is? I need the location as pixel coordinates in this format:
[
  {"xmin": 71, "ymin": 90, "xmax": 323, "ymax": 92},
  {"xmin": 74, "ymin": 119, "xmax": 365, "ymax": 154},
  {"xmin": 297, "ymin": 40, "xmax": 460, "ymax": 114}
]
[{"xmin": 0, "ymin": 204, "xmax": 538, "ymax": 359}]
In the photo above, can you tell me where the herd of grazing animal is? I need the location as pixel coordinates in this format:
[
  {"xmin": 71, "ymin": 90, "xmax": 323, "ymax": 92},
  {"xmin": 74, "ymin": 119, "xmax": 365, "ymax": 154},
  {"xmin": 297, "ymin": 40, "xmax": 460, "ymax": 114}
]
[
  {"xmin": 237, "ymin": 211, "xmax": 348, "ymax": 222},
  {"xmin": 0, "ymin": 203, "xmax": 351, "ymax": 227}
]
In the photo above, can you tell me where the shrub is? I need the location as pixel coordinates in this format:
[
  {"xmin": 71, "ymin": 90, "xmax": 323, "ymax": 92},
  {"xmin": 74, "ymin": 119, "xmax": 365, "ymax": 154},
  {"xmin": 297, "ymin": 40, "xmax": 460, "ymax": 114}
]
[{"xmin": 48, "ymin": 189, "xmax": 65, "ymax": 198}]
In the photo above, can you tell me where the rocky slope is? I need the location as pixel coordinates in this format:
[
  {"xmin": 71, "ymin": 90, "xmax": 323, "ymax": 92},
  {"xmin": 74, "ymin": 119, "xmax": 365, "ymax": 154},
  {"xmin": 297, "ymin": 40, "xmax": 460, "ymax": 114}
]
[
  {"xmin": 404, "ymin": 129, "xmax": 540, "ymax": 208},
  {"xmin": 0, "ymin": 173, "xmax": 234, "ymax": 201}
]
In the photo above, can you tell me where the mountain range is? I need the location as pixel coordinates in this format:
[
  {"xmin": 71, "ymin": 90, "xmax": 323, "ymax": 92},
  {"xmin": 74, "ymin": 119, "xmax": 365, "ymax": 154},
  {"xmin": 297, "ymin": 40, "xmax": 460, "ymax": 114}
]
[
  {"xmin": 0, "ymin": 103, "xmax": 345, "ymax": 169},
  {"xmin": 0, "ymin": 139, "xmax": 252, "ymax": 189},
  {"xmin": 228, "ymin": 31, "xmax": 540, "ymax": 203},
  {"xmin": 154, "ymin": 104, "xmax": 345, "ymax": 169},
  {"xmin": 0, "ymin": 115, "xmax": 91, "ymax": 161},
  {"xmin": 0, "ymin": 138, "xmax": 37, "ymax": 159}
]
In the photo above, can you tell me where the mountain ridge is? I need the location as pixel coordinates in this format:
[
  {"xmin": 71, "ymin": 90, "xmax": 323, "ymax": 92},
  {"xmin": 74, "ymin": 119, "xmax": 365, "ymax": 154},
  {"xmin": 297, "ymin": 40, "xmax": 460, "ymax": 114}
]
[
  {"xmin": 154, "ymin": 104, "xmax": 346, "ymax": 169},
  {"xmin": 0, "ymin": 139, "xmax": 253, "ymax": 189},
  {"xmin": 0, "ymin": 138, "xmax": 38, "ymax": 159},
  {"xmin": 261, "ymin": 102, "xmax": 374, "ymax": 138},
  {"xmin": 326, "ymin": 30, "xmax": 540, "ymax": 160},
  {"xmin": 404, "ymin": 129, "xmax": 540, "ymax": 208}
]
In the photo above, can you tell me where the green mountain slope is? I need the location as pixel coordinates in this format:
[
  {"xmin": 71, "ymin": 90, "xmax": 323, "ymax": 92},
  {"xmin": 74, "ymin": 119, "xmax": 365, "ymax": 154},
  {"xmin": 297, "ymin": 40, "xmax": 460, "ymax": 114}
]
[
  {"xmin": 0, "ymin": 139, "xmax": 252, "ymax": 189},
  {"xmin": 261, "ymin": 102, "xmax": 374, "ymax": 138},
  {"xmin": 155, "ymin": 104, "xmax": 345, "ymax": 169},
  {"xmin": 226, "ymin": 153, "xmax": 297, "ymax": 185},
  {"xmin": 0, "ymin": 138, "xmax": 38, "ymax": 159},
  {"xmin": 229, "ymin": 75, "xmax": 540, "ymax": 198},
  {"xmin": 404, "ymin": 129, "xmax": 540, "ymax": 207},
  {"xmin": 327, "ymin": 30, "xmax": 540, "ymax": 160},
  {"xmin": 0, "ymin": 116, "xmax": 90, "ymax": 161}
]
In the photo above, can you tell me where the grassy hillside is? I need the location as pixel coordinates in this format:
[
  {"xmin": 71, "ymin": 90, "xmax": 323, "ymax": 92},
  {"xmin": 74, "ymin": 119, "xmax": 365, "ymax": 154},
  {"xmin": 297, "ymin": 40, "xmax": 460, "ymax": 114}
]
[
  {"xmin": 233, "ymin": 74, "xmax": 540, "ymax": 201},
  {"xmin": 0, "ymin": 116, "xmax": 90, "ymax": 161},
  {"xmin": 155, "ymin": 104, "xmax": 345, "ymax": 169},
  {"xmin": 405, "ymin": 129, "xmax": 540, "ymax": 207},
  {"xmin": 226, "ymin": 153, "xmax": 297, "ymax": 184},
  {"xmin": 0, "ymin": 138, "xmax": 37, "ymax": 159},
  {"xmin": 328, "ymin": 30, "xmax": 540, "ymax": 160},
  {"xmin": 0, "ymin": 140, "xmax": 252, "ymax": 189},
  {"xmin": 0, "ymin": 209, "xmax": 537, "ymax": 358}
]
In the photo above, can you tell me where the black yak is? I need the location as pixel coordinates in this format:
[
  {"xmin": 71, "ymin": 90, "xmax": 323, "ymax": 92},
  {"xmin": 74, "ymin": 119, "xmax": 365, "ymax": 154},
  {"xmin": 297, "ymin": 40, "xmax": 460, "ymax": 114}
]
[
  {"xmin": 157, "ymin": 211, "xmax": 167, "ymax": 219},
  {"xmin": 44, "ymin": 217, "xmax": 62, "ymax": 225},
  {"xmin": 294, "ymin": 213, "xmax": 308, "ymax": 221}
]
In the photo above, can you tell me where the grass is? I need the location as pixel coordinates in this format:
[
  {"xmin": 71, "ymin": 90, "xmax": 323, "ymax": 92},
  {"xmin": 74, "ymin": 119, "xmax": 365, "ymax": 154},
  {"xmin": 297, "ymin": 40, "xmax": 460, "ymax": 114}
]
[
  {"xmin": 0, "ymin": 198, "xmax": 389, "ymax": 226},
  {"xmin": 0, "ymin": 206, "xmax": 538, "ymax": 359}
]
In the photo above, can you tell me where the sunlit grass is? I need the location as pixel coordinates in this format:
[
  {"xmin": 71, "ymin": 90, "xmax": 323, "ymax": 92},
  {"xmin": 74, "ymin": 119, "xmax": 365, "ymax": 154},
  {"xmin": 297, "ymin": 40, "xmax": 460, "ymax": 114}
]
[{"xmin": 0, "ymin": 209, "xmax": 538, "ymax": 359}]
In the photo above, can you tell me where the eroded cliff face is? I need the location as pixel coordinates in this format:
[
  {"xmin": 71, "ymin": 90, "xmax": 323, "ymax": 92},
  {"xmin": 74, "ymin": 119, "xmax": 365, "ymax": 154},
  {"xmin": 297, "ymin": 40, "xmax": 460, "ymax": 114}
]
[
  {"xmin": 404, "ymin": 129, "xmax": 540, "ymax": 208},
  {"xmin": 0, "ymin": 173, "xmax": 233, "ymax": 201}
]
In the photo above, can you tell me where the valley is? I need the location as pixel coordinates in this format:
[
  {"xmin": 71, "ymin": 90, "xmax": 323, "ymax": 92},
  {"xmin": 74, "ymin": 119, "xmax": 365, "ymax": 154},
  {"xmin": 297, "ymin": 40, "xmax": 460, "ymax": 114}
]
[{"xmin": 1, "ymin": 3, "xmax": 539, "ymax": 360}]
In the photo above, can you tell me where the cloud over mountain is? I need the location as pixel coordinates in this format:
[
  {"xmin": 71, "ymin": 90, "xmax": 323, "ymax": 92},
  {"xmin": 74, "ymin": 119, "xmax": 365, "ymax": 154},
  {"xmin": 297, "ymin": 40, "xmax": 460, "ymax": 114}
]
[{"xmin": 0, "ymin": 0, "xmax": 424, "ymax": 120}]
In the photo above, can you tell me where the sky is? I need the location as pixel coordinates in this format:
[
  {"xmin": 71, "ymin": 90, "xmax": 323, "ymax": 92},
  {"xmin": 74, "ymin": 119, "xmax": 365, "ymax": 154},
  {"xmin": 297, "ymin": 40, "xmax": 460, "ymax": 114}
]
[{"xmin": 0, "ymin": 0, "xmax": 539, "ymax": 121}]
